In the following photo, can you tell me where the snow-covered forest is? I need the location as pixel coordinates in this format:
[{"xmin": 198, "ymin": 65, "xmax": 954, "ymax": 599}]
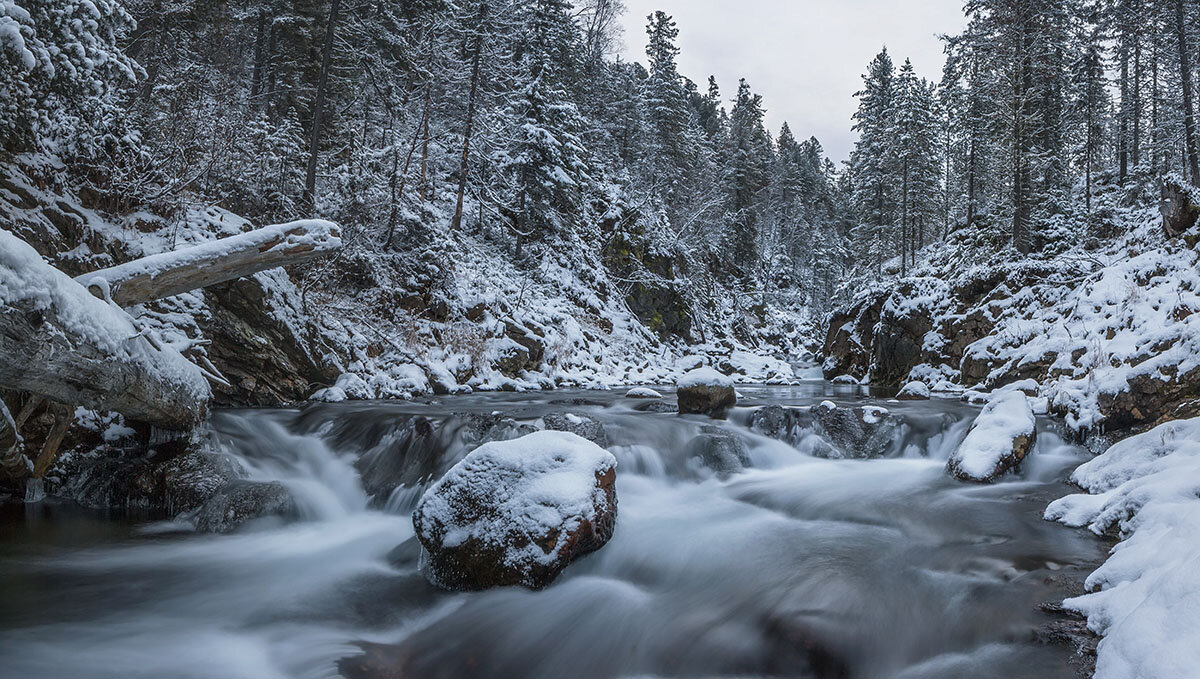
[{"xmin": 4, "ymin": 1, "xmax": 1200, "ymax": 678}]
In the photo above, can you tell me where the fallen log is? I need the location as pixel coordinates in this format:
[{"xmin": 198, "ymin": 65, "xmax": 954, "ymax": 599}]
[
  {"xmin": 0, "ymin": 229, "xmax": 210, "ymax": 430},
  {"xmin": 76, "ymin": 219, "xmax": 342, "ymax": 307}
]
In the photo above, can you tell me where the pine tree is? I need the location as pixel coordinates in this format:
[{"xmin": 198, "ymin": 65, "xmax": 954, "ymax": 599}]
[{"xmin": 849, "ymin": 47, "xmax": 897, "ymax": 271}]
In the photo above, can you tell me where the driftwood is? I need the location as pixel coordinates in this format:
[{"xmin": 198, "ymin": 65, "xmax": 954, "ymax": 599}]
[{"xmin": 76, "ymin": 219, "xmax": 342, "ymax": 307}]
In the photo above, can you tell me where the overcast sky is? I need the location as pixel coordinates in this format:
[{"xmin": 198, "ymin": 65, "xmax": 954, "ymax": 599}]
[{"xmin": 617, "ymin": 0, "xmax": 966, "ymax": 164}]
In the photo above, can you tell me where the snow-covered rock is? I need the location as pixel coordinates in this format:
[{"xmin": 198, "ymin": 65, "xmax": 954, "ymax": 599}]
[
  {"xmin": 676, "ymin": 367, "xmax": 736, "ymax": 418},
  {"xmin": 946, "ymin": 391, "xmax": 1037, "ymax": 482},
  {"xmin": 412, "ymin": 430, "xmax": 618, "ymax": 590},
  {"xmin": 895, "ymin": 380, "xmax": 931, "ymax": 400},
  {"xmin": 624, "ymin": 387, "xmax": 663, "ymax": 399},
  {"xmin": 1045, "ymin": 417, "xmax": 1200, "ymax": 679}
]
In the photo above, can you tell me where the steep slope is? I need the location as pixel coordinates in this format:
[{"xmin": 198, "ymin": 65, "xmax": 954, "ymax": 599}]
[{"xmin": 824, "ymin": 176, "xmax": 1200, "ymax": 437}]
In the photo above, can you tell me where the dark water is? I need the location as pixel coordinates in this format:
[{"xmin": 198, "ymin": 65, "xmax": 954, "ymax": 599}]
[{"xmin": 0, "ymin": 383, "xmax": 1106, "ymax": 679}]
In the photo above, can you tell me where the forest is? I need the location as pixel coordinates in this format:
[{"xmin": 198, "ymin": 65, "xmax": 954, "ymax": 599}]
[{"xmin": 2, "ymin": 1, "xmax": 1200, "ymax": 679}]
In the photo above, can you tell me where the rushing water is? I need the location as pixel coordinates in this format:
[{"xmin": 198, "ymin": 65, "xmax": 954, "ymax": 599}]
[{"xmin": 0, "ymin": 383, "xmax": 1108, "ymax": 679}]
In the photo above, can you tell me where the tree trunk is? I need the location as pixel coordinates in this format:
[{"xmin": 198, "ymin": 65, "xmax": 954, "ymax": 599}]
[
  {"xmin": 452, "ymin": 2, "xmax": 488, "ymax": 232},
  {"xmin": 0, "ymin": 233, "xmax": 209, "ymax": 430},
  {"xmin": 1119, "ymin": 38, "xmax": 1129, "ymax": 183},
  {"xmin": 303, "ymin": 0, "xmax": 342, "ymax": 211},
  {"xmin": 76, "ymin": 220, "xmax": 342, "ymax": 307},
  {"xmin": 1176, "ymin": 0, "xmax": 1200, "ymax": 185}
]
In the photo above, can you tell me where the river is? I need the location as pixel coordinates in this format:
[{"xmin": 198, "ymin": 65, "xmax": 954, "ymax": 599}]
[{"xmin": 0, "ymin": 383, "xmax": 1108, "ymax": 679}]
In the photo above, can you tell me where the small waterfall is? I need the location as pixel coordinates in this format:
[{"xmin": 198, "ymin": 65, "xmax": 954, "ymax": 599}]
[{"xmin": 212, "ymin": 412, "xmax": 369, "ymax": 520}]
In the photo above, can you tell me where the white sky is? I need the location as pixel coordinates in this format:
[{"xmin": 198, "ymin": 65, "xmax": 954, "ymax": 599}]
[{"xmin": 617, "ymin": 0, "xmax": 966, "ymax": 163}]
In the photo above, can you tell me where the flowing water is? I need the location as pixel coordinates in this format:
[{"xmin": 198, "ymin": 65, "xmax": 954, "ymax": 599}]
[{"xmin": 0, "ymin": 383, "xmax": 1108, "ymax": 679}]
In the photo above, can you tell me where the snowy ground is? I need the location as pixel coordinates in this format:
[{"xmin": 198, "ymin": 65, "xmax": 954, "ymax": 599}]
[{"xmin": 1045, "ymin": 417, "xmax": 1200, "ymax": 679}]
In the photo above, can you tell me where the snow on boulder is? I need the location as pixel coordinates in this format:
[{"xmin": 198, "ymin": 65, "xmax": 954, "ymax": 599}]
[
  {"xmin": 895, "ymin": 380, "xmax": 931, "ymax": 400},
  {"xmin": 676, "ymin": 367, "xmax": 736, "ymax": 418},
  {"xmin": 412, "ymin": 430, "xmax": 618, "ymax": 590},
  {"xmin": 946, "ymin": 391, "xmax": 1037, "ymax": 482},
  {"xmin": 624, "ymin": 387, "xmax": 663, "ymax": 399}
]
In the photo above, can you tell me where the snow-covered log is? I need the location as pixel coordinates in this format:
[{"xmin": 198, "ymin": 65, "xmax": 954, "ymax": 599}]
[
  {"xmin": 75, "ymin": 220, "xmax": 342, "ymax": 307},
  {"xmin": 0, "ymin": 229, "xmax": 210, "ymax": 430}
]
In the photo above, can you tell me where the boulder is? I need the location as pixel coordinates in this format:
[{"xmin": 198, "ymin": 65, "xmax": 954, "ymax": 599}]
[
  {"xmin": 194, "ymin": 480, "xmax": 296, "ymax": 533},
  {"xmin": 634, "ymin": 401, "xmax": 677, "ymax": 413},
  {"xmin": 412, "ymin": 430, "xmax": 618, "ymax": 590},
  {"xmin": 686, "ymin": 426, "xmax": 750, "ymax": 476},
  {"xmin": 749, "ymin": 403, "xmax": 900, "ymax": 459},
  {"xmin": 624, "ymin": 387, "xmax": 663, "ymax": 399},
  {"xmin": 895, "ymin": 380, "xmax": 931, "ymax": 400},
  {"xmin": 676, "ymin": 367, "xmax": 736, "ymax": 418},
  {"xmin": 542, "ymin": 412, "xmax": 609, "ymax": 448},
  {"xmin": 1161, "ymin": 178, "xmax": 1200, "ymax": 242},
  {"xmin": 947, "ymin": 391, "xmax": 1037, "ymax": 482}
]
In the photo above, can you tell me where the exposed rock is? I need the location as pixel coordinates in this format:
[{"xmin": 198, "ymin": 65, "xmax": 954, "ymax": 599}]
[
  {"xmin": 1161, "ymin": 178, "xmax": 1200, "ymax": 242},
  {"xmin": 194, "ymin": 480, "xmax": 296, "ymax": 533},
  {"xmin": 202, "ymin": 274, "xmax": 340, "ymax": 407},
  {"xmin": 504, "ymin": 321, "xmax": 546, "ymax": 370},
  {"xmin": 676, "ymin": 367, "xmax": 736, "ymax": 418},
  {"xmin": 454, "ymin": 412, "xmax": 538, "ymax": 446},
  {"xmin": 947, "ymin": 392, "xmax": 1037, "ymax": 482},
  {"xmin": 412, "ymin": 431, "xmax": 617, "ymax": 590},
  {"xmin": 51, "ymin": 439, "xmax": 245, "ymax": 517},
  {"xmin": 749, "ymin": 403, "xmax": 901, "ymax": 459},
  {"xmin": 542, "ymin": 412, "xmax": 609, "ymax": 447},
  {"xmin": 686, "ymin": 426, "xmax": 750, "ymax": 476},
  {"xmin": 1095, "ymin": 365, "xmax": 1200, "ymax": 433},
  {"xmin": 822, "ymin": 291, "xmax": 886, "ymax": 381},
  {"xmin": 490, "ymin": 337, "xmax": 531, "ymax": 376}
]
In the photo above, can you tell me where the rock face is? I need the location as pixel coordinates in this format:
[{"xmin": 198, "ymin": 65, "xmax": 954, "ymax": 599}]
[
  {"xmin": 412, "ymin": 430, "xmax": 618, "ymax": 590},
  {"xmin": 822, "ymin": 291, "xmax": 887, "ymax": 381},
  {"xmin": 686, "ymin": 426, "xmax": 750, "ymax": 476},
  {"xmin": 676, "ymin": 367, "xmax": 736, "ymax": 418},
  {"xmin": 749, "ymin": 403, "xmax": 901, "ymax": 459},
  {"xmin": 947, "ymin": 392, "xmax": 1037, "ymax": 482}
]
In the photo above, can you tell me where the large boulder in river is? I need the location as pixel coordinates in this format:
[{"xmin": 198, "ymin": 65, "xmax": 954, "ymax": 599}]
[
  {"xmin": 412, "ymin": 430, "xmax": 618, "ymax": 590},
  {"xmin": 947, "ymin": 391, "xmax": 1037, "ymax": 482},
  {"xmin": 676, "ymin": 367, "xmax": 736, "ymax": 418}
]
